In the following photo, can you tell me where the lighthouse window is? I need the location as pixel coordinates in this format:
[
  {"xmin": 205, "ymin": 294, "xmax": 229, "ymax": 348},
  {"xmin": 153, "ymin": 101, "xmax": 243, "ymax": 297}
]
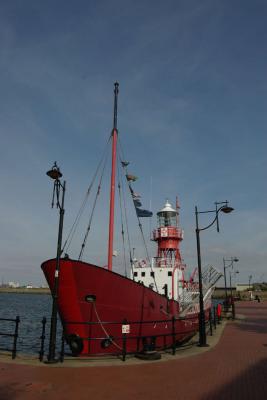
[
  {"xmin": 168, "ymin": 271, "xmax": 173, "ymax": 277},
  {"xmin": 134, "ymin": 272, "xmax": 138, "ymax": 277},
  {"xmin": 141, "ymin": 272, "xmax": 146, "ymax": 277},
  {"xmin": 150, "ymin": 272, "xmax": 155, "ymax": 277}
]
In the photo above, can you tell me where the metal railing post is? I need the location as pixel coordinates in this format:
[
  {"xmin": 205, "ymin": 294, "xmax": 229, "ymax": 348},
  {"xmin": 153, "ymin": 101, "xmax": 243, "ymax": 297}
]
[
  {"xmin": 172, "ymin": 316, "xmax": 176, "ymax": 355},
  {"xmin": 12, "ymin": 316, "xmax": 20, "ymax": 359},
  {"xmin": 60, "ymin": 332, "xmax": 65, "ymax": 362},
  {"xmin": 213, "ymin": 306, "xmax": 217, "ymax": 330},
  {"xmin": 209, "ymin": 309, "xmax": 213, "ymax": 336},
  {"xmin": 122, "ymin": 318, "xmax": 127, "ymax": 362},
  {"xmin": 39, "ymin": 317, "xmax": 47, "ymax": 362}
]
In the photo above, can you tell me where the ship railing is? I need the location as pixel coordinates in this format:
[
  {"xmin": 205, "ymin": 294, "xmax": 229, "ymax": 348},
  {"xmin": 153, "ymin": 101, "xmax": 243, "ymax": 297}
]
[
  {"xmin": 202, "ymin": 265, "xmax": 222, "ymax": 289},
  {"xmin": 58, "ymin": 313, "xmax": 204, "ymax": 362},
  {"xmin": 179, "ymin": 265, "xmax": 222, "ymax": 315},
  {"xmin": 0, "ymin": 316, "xmax": 20, "ymax": 359},
  {"xmin": 153, "ymin": 228, "xmax": 184, "ymax": 240},
  {"xmin": 152, "ymin": 257, "xmax": 186, "ymax": 269}
]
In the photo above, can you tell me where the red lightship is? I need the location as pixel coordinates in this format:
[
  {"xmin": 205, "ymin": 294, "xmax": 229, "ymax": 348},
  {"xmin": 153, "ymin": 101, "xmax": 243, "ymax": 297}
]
[{"xmin": 41, "ymin": 83, "xmax": 221, "ymax": 357}]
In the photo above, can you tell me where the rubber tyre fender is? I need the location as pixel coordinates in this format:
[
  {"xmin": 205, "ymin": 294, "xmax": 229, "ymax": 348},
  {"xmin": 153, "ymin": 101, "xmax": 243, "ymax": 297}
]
[{"xmin": 66, "ymin": 334, "xmax": 84, "ymax": 356}]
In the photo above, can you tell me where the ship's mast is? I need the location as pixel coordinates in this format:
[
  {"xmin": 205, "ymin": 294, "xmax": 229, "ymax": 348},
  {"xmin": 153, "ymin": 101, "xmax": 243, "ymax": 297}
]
[{"xmin": 107, "ymin": 82, "xmax": 119, "ymax": 271}]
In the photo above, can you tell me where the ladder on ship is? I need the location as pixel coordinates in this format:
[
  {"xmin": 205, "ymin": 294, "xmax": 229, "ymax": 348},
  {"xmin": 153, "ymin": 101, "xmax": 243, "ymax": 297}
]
[{"xmin": 179, "ymin": 265, "xmax": 222, "ymax": 315}]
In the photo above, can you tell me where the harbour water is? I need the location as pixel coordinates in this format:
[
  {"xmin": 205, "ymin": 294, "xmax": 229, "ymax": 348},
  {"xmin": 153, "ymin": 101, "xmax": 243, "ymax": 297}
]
[{"xmin": 0, "ymin": 293, "xmax": 57, "ymax": 356}]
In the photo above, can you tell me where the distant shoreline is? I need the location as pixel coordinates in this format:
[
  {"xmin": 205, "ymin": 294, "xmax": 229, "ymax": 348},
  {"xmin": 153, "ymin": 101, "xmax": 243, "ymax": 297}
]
[{"xmin": 0, "ymin": 287, "xmax": 51, "ymax": 295}]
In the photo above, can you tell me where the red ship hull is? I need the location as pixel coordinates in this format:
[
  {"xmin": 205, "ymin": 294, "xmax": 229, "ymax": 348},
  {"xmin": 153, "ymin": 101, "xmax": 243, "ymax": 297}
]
[{"xmin": 41, "ymin": 258, "xmax": 205, "ymax": 356}]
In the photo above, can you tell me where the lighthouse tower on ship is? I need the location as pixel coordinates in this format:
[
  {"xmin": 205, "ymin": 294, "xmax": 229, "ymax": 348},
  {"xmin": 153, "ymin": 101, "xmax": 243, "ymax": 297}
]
[{"xmin": 131, "ymin": 199, "xmax": 186, "ymax": 301}]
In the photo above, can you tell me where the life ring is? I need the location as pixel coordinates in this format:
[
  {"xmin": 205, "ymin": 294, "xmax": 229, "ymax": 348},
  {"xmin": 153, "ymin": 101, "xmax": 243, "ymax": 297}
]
[{"xmin": 66, "ymin": 333, "xmax": 84, "ymax": 356}]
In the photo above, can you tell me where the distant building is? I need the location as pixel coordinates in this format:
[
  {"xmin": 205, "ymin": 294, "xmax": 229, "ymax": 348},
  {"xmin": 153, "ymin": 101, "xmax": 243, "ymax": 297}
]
[
  {"xmin": 236, "ymin": 283, "xmax": 251, "ymax": 292},
  {"xmin": 8, "ymin": 281, "xmax": 20, "ymax": 288}
]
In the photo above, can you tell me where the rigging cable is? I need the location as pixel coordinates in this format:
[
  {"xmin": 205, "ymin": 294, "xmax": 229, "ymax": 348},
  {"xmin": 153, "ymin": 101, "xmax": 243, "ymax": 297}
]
[
  {"xmin": 117, "ymin": 143, "xmax": 135, "ymax": 278},
  {"xmin": 118, "ymin": 139, "xmax": 159, "ymax": 292},
  {"xmin": 78, "ymin": 142, "xmax": 110, "ymax": 261},
  {"xmin": 118, "ymin": 140, "xmax": 157, "ymax": 287},
  {"xmin": 136, "ymin": 216, "xmax": 159, "ymax": 293},
  {"xmin": 62, "ymin": 136, "xmax": 111, "ymax": 254},
  {"xmin": 117, "ymin": 156, "xmax": 129, "ymax": 277}
]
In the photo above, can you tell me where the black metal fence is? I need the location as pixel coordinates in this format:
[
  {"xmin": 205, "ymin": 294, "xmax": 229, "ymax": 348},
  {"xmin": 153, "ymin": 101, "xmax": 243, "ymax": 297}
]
[
  {"xmin": 38, "ymin": 303, "xmax": 227, "ymax": 362},
  {"xmin": 0, "ymin": 316, "xmax": 20, "ymax": 359},
  {"xmin": 0, "ymin": 302, "xmax": 228, "ymax": 362},
  {"xmin": 57, "ymin": 314, "xmax": 201, "ymax": 362}
]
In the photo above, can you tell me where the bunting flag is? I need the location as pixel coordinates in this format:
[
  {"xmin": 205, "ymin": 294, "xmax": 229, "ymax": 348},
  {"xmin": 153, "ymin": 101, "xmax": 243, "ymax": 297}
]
[
  {"xmin": 126, "ymin": 174, "xmax": 138, "ymax": 182},
  {"xmin": 133, "ymin": 198, "xmax": 142, "ymax": 208},
  {"xmin": 129, "ymin": 185, "xmax": 134, "ymax": 195},
  {"xmin": 128, "ymin": 179, "xmax": 152, "ymax": 218},
  {"xmin": 129, "ymin": 184, "xmax": 141, "ymax": 199},
  {"xmin": 136, "ymin": 207, "xmax": 153, "ymax": 218}
]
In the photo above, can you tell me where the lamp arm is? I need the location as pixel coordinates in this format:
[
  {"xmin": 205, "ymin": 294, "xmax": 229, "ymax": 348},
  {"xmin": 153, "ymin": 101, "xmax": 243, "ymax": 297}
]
[
  {"xmin": 198, "ymin": 205, "xmax": 225, "ymax": 232},
  {"xmin": 54, "ymin": 179, "xmax": 66, "ymax": 211}
]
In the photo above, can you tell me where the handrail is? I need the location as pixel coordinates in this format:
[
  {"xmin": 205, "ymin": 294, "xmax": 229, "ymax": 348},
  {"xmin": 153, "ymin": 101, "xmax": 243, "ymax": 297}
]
[
  {"xmin": 63, "ymin": 314, "xmax": 198, "ymax": 326},
  {"xmin": 0, "ymin": 316, "xmax": 20, "ymax": 359}
]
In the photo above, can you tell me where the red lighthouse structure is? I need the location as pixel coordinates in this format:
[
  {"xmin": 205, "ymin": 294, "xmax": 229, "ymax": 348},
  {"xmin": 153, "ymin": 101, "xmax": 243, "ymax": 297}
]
[{"xmin": 153, "ymin": 199, "xmax": 184, "ymax": 268}]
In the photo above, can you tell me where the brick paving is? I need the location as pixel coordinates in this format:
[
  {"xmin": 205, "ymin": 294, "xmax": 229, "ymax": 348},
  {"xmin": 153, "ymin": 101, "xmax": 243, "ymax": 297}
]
[{"xmin": 1, "ymin": 301, "xmax": 267, "ymax": 400}]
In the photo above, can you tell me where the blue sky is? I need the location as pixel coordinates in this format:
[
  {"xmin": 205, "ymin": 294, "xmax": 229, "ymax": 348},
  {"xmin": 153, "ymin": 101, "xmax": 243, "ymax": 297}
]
[{"xmin": 0, "ymin": 0, "xmax": 266, "ymax": 286}]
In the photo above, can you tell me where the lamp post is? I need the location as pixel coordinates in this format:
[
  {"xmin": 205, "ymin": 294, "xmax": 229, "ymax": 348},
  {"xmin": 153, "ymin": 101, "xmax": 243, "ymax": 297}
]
[
  {"xmin": 248, "ymin": 274, "xmax": 252, "ymax": 290},
  {"xmin": 46, "ymin": 162, "xmax": 66, "ymax": 362},
  {"xmin": 223, "ymin": 257, "xmax": 239, "ymax": 308},
  {"xmin": 230, "ymin": 270, "xmax": 239, "ymax": 300},
  {"xmin": 195, "ymin": 200, "xmax": 234, "ymax": 347}
]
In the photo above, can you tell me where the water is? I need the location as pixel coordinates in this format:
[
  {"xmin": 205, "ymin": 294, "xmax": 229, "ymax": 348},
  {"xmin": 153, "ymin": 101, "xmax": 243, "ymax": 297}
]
[{"xmin": 0, "ymin": 293, "xmax": 62, "ymax": 356}]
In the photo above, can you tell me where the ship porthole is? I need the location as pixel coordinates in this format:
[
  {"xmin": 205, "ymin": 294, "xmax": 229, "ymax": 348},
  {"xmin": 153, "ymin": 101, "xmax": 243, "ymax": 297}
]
[
  {"xmin": 66, "ymin": 334, "xmax": 84, "ymax": 356},
  {"xmin": 101, "ymin": 336, "xmax": 113, "ymax": 349},
  {"xmin": 85, "ymin": 294, "xmax": 96, "ymax": 303}
]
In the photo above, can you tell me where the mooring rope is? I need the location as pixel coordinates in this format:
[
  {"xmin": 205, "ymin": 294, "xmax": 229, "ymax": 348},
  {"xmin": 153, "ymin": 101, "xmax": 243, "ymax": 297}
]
[{"xmin": 93, "ymin": 303, "xmax": 122, "ymax": 350}]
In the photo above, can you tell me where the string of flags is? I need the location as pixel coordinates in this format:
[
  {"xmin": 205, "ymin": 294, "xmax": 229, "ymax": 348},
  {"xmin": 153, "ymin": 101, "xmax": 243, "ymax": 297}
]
[{"xmin": 122, "ymin": 161, "xmax": 153, "ymax": 218}]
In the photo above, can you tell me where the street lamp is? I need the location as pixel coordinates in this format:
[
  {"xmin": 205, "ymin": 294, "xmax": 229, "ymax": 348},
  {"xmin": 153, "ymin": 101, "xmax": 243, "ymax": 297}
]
[
  {"xmin": 223, "ymin": 257, "xmax": 239, "ymax": 307},
  {"xmin": 248, "ymin": 274, "xmax": 252, "ymax": 290},
  {"xmin": 46, "ymin": 162, "xmax": 66, "ymax": 362},
  {"xmin": 230, "ymin": 270, "xmax": 239, "ymax": 300},
  {"xmin": 195, "ymin": 200, "xmax": 234, "ymax": 347}
]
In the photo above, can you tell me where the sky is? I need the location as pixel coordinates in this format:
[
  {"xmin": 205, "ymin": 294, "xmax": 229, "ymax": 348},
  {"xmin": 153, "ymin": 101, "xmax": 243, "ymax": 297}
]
[{"xmin": 0, "ymin": 0, "xmax": 266, "ymax": 286}]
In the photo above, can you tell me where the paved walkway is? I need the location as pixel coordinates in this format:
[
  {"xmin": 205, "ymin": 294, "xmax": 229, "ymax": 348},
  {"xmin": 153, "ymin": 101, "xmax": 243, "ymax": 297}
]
[{"xmin": 1, "ymin": 301, "xmax": 267, "ymax": 400}]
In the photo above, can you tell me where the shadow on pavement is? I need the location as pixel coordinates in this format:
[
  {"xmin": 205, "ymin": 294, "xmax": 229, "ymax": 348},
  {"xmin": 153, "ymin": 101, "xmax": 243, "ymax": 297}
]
[
  {"xmin": 201, "ymin": 357, "xmax": 267, "ymax": 400},
  {"xmin": 0, "ymin": 385, "xmax": 17, "ymax": 400}
]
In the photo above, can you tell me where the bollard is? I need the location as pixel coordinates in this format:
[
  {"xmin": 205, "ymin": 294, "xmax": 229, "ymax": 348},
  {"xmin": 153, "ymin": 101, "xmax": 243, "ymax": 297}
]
[
  {"xmin": 39, "ymin": 317, "xmax": 47, "ymax": 362},
  {"xmin": 12, "ymin": 316, "xmax": 20, "ymax": 359},
  {"xmin": 217, "ymin": 303, "xmax": 222, "ymax": 324}
]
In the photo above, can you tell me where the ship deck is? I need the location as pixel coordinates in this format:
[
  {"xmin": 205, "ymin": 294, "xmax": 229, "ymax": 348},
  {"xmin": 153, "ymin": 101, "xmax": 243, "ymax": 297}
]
[{"xmin": 0, "ymin": 301, "xmax": 267, "ymax": 399}]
